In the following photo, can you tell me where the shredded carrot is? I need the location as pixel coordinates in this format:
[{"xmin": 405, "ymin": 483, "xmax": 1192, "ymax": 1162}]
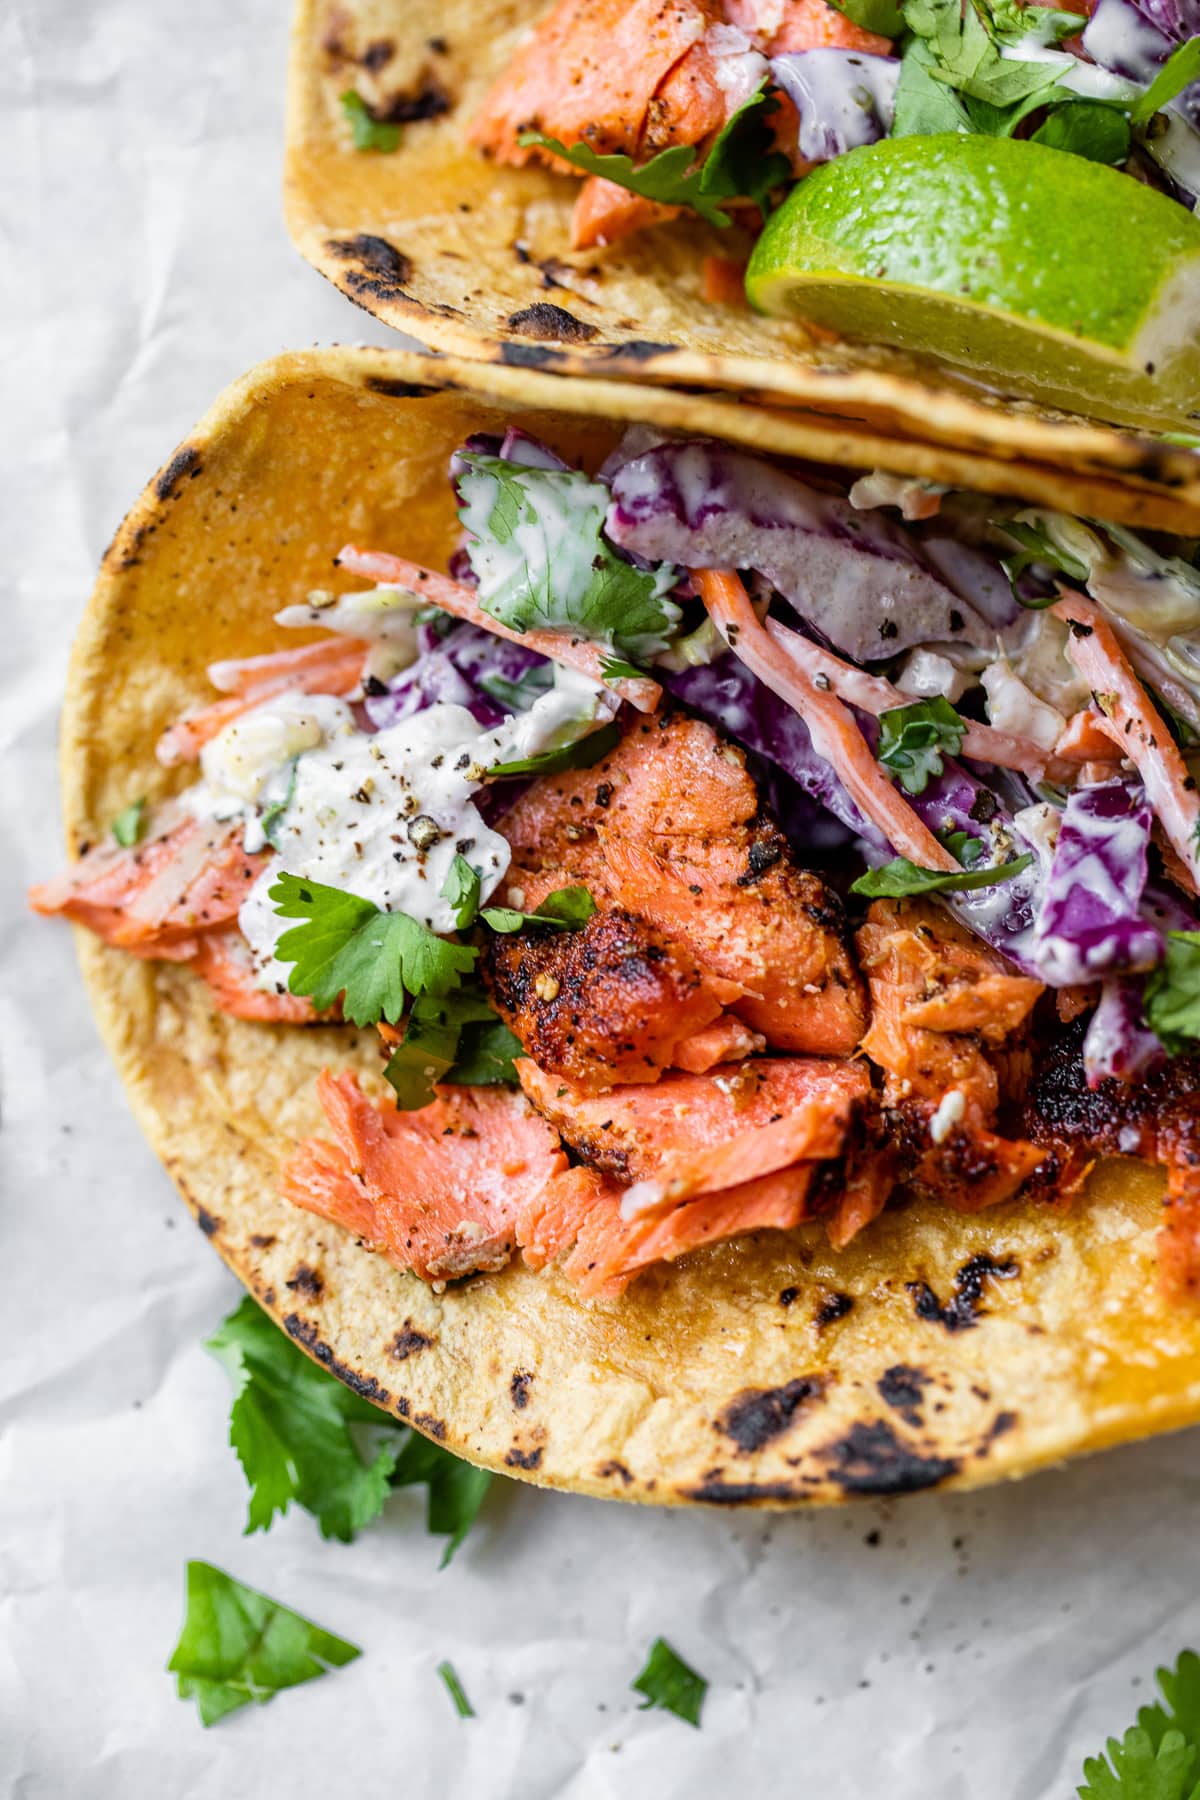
[
  {"xmin": 764, "ymin": 618, "xmax": 1054, "ymax": 780},
  {"xmin": 156, "ymin": 641, "xmax": 369, "ymax": 767},
  {"xmin": 335, "ymin": 547, "xmax": 662, "ymax": 715},
  {"xmin": 205, "ymin": 636, "xmax": 371, "ymax": 696},
  {"xmin": 1053, "ymin": 594, "xmax": 1200, "ymax": 891},
  {"xmin": 695, "ymin": 570, "xmax": 957, "ymax": 870}
]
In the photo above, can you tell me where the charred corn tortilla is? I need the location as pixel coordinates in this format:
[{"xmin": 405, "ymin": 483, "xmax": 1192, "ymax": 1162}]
[
  {"xmin": 63, "ymin": 346, "xmax": 1200, "ymax": 1504},
  {"xmin": 283, "ymin": 0, "xmax": 1200, "ymax": 501}
]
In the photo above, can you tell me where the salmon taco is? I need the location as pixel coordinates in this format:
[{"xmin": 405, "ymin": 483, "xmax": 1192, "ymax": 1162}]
[
  {"xmin": 287, "ymin": 0, "xmax": 1200, "ymax": 434},
  {"xmin": 35, "ymin": 346, "xmax": 1200, "ymax": 1504}
]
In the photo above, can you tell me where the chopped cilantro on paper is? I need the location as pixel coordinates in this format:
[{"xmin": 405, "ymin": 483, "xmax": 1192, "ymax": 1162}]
[
  {"xmin": 206, "ymin": 1298, "xmax": 494, "ymax": 1560},
  {"xmin": 437, "ymin": 1661, "xmax": 476, "ymax": 1718},
  {"xmin": 1078, "ymin": 1649, "xmax": 1200, "ymax": 1797},
  {"xmin": 519, "ymin": 85, "xmax": 788, "ymax": 228},
  {"xmin": 168, "ymin": 1561, "xmax": 360, "ymax": 1726},
  {"xmin": 393, "ymin": 1434, "xmax": 494, "ymax": 1569},
  {"xmin": 878, "ymin": 697, "xmax": 966, "ymax": 795},
  {"xmin": 206, "ymin": 1298, "xmax": 398, "ymax": 1542},
  {"xmin": 631, "ymin": 1638, "xmax": 708, "ymax": 1728},
  {"xmin": 457, "ymin": 455, "xmax": 680, "ymax": 663},
  {"xmin": 110, "ymin": 797, "xmax": 146, "ymax": 847},
  {"xmin": 340, "ymin": 90, "xmax": 401, "ymax": 153},
  {"xmin": 269, "ymin": 872, "xmax": 476, "ymax": 1024}
]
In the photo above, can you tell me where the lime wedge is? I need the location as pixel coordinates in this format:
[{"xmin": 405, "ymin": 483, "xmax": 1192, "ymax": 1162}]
[{"xmin": 746, "ymin": 134, "xmax": 1200, "ymax": 432}]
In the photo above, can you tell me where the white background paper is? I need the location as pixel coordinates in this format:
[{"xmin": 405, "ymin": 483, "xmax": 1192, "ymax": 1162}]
[{"xmin": 3, "ymin": 4, "xmax": 1199, "ymax": 1794}]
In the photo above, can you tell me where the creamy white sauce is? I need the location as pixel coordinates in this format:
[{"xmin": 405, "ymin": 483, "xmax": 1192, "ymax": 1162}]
[
  {"xmin": 929, "ymin": 1088, "xmax": 966, "ymax": 1146},
  {"xmin": 273, "ymin": 584, "xmax": 424, "ymax": 685},
  {"xmin": 188, "ymin": 668, "xmax": 616, "ymax": 992},
  {"xmin": 894, "ymin": 648, "xmax": 970, "ymax": 702},
  {"xmin": 184, "ymin": 694, "xmax": 359, "ymax": 853}
]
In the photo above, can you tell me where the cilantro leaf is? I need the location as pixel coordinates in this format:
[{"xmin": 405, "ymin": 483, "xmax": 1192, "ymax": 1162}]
[
  {"xmin": 446, "ymin": 1014, "xmax": 525, "ymax": 1086},
  {"xmin": 599, "ymin": 654, "xmax": 648, "ymax": 682},
  {"xmin": 1033, "ymin": 101, "xmax": 1131, "ymax": 164},
  {"xmin": 206, "ymin": 1297, "xmax": 398, "ymax": 1541},
  {"xmin": 206, "ymin": 1298, "xmax": 497, "ymax": 1560},
  {"xmin": 384, "ymin": 988, "xmax": 523, "ymax": 1107},
  {"xmin": 437, "ymin": 1661, "xmax": 476, "ymax": 1717},
  {"xmin": 1130, "ymin": 37, "xmax": 1200, "ymax": 129},
  {"xmin": 893, "ymin": 39, "xmax": 975, "ymax": 135},
  {"xmin": 111, "ymin": 797, "xmax": 146, "ymax": 848},
  {"xmin": 486, "ymin": 719, "xmax": 622, "ymax": 779},
  {"xmin": 1141, "ymin": 1652, "xmax": 1200, "ymax": 1752},
  {"xmin": 1144, "ymin": 932, "xmax": 1200, "ymax": 1053},
  {"xmin": 1078, "ymin": 1727, "xmax": 1199, "ymax": 1799},
  {"xmin": 393, "ymin": 1434, "xmax": 493, "ymax": 1568},
  {"xmin": 458, "ymin": 455, "xmax": 680, "ymax": 662},
  {"xmin": 481, "ymin": 886, "xmax": 597, "ymax": 933},
  {"xmin": 269, "ymin": 873, "xmax": 476, "ymax": 1025},
  {"xmin": 519, "ymin": 135, "xmax": 732, "ymax": 229},
  {"xmin": 940, "ymin": 830, "xmax": 986, "ymax": 866},
  {"xmin": 340, "ymin": 90, "xmax": 401, "ymax": 152},
  {"xmin": 878, "ymin": 697, "xmax": 966, "ymax": 795},
  {"xmin": 442, "ymin": 855, "xmax": 482, "ymax": 930},
  {"xmin": 631, "ymin": 1638, "xmax": 708, "ymax": 1728},
  {"xmin": 519, "ymin": 86, "xmax": 788, "ymax": 229},
  {"xmin": 850, "ymin": 851, "xmax": 1033, "ymax": 897},
  {"xmin": 830, "ymin": 0, "xmax": 903, "ymax": 34},
  {"xmin": 995, "ymin": 515, "xmax": 1091, "ymax": 601},
  {"xmin": 168, "ymin": 1561, "xmax": 360, "ymax": 1727},
  {"xmin": 699, "ymin": 86, "xmax": 792, "ymax": 220}
]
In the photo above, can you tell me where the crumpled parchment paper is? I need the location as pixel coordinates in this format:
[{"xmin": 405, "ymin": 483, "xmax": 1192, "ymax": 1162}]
[{"xmin": 2, "ymin": 2, "xmax": 1197, "ymax": 1794}]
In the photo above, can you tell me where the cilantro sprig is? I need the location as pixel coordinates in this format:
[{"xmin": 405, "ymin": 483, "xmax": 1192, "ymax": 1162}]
[
  {"xmin": 878, "ymin": 697, "xmax": 966, "ymax": 795},
  {"xmin": 631, "ymin": 1638, "xmax": 709, "ymax": 1728},
  {"xmin": 384, "ymin": 990, "xmax": 523, "ymax": 1107},
  {"xmin": 207, "ymin": 1298, "xmax": 494, "ymax": 1562},
  {"xmin": 270, "ymin": 873, "xmax": 475, "ymax": 1025},
  {"xmin": 457, "ymin": 455, "xmax": 680, "ymax": 663},
  {"xmin": 1078, "ymin": 1649, "xmax": 1200, "ymax": 1797},
  {"xmin": 519, "ymin": 85, "xmax": 789, "ymax": 229},
  {"xmin": 168, "ymin": 1561, "xmax": 360, "ymax": 1727}
]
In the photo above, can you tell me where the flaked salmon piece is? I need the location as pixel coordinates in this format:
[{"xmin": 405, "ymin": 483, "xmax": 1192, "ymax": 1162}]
[
  {"xmin": 191, "ymin": 930, "xmax": 320, "ymax": 1024},
  {"xmin": 572, "ymin": 179, "xmax": 682, "ymax": 249},
  {"xmin": 671, "ymin": 1013, "xmax": 765, "ymax": 1071},
  {"xmin": 501, "ymin": 713, "xmax": 867, "ymax": 1053},
  {"xmin": 282, "ymin": 1070, "xmax": 568, "ymax": 1281},
  {"xmin": 524, "ymin": 1162, "xmax": 820, "ymax": 1297},
  {"xmin": 726, "ymin": 0, "xmax": 892, "ymax": 52},
  {"xmin": 480, "ymin": 906, "xmax": 740, "ymax": 1093},
  {"xmin": 602, "ymin": 829, "xmax": 866, "ymax": 1053},
  {"xmin": 334, "ymin": 548, "xmax": 662, "ymax": 713},
  {"xmin": 518, "ymin": 1054, "xmax": 870, "ymax": 1179},
  {"xmin": 468, "ymin": 0, "xmax": 717, "ymax": 166},
  {"xmin": 857, "ymin": 898, "xmax": 1046, "ymax": 1211},
  {"xmin": 621, "ymin": 1091, "xmax": 853, "ymax": 1211},
  {"xmin": 156, "ymin": 640, "xmax": 368, "ymax": 766},
  {"xmin": 29, "ymin": 809, "xmax": 266, "ymax": 957},
  {"xmin": 825, "ymin": 1146, "xmax": 895, "ymax": 1250}
]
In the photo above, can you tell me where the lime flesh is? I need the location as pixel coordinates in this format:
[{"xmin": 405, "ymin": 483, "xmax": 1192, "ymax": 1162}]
[{"xmin": 746, "ymin": 134, "xmax": 1200, "ymax": 432}]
